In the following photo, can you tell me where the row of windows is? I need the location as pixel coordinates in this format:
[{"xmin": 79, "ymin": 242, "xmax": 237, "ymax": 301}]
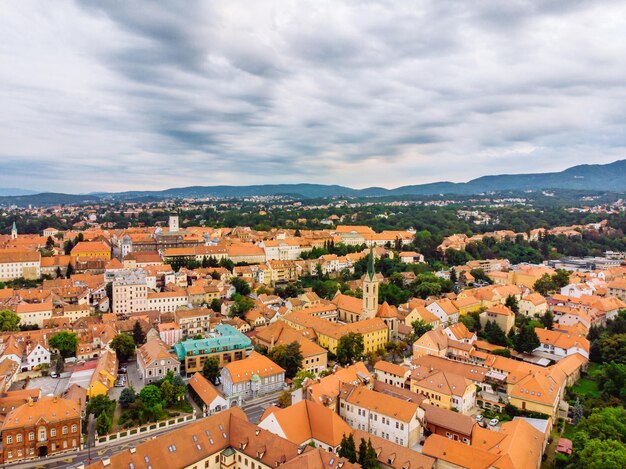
[{"xmin": 5, "ymin": 424, "xmax": 77, "ymax": 444}]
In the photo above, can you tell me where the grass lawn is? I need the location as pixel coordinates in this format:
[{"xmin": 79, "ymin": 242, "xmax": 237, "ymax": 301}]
[
  {"xmin": 562, "ymin": 423, "xmax": 577, "ymax": 440},
  {"xmin": 585, "ymin": 362, "xmax": 603, "ymax": 378},
  {"xmin": 571, "ymin": 378, "xmax": 600, "ymax": 398}
]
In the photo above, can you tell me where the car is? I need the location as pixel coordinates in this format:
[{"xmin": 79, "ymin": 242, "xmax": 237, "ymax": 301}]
[
  {"xmin": 475, "ymin": 414, "xmax": 483, "ymax": 422},
  {"xmin": 119, "ymin": 366, "xmax": 127, "ymax": 373},
  {"xmin": 50, "ymin": 371, "xmax": 58, "ymax": 378},
  {"xmin": 489, "ymin": 418, "xmax": 499, "ymax": 426}
]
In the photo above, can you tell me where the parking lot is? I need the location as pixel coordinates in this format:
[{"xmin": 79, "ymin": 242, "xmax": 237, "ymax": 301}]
[{"xmin": 11, "ymin": 374, "xmax": 71, "ymax": 396}]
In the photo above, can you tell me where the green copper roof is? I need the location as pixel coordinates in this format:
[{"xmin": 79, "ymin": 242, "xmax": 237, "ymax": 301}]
[{"xmin": 173, "ymin": 324, "xmax": 252, "ymax": 360}]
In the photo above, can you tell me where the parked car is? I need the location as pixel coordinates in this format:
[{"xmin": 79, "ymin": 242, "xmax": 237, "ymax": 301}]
[
  {"xmin": 475, "ymin": 414, "xmax": 483, "ymax": 422},
  {"xmin": 50, "ymin": 371, "xmax": 58, "ymax": 378},
  {"xmin": 119, "ymin": 366, "xmax": 127, "ymax": 373},
  {"xmin": 489, "ymin": 418, "xmax": 499, "ymax": 427}
]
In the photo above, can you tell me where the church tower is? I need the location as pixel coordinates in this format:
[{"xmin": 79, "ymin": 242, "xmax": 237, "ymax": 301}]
[
  {"xmin": 11, "ymin": 221, "xmax": 17, "ymax": 240},
  {"xmin": 168, "ymin": 213, "xmax": 179, "ymax": 232},
  {"xmin": 362, "ymin": 246, "xmax": 379, "ymax": 319}
]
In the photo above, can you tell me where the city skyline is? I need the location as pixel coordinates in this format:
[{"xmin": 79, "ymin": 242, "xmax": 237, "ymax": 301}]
[{"xmin": 2, "ymin": 1, "xmax": 626, "ymax": 192}]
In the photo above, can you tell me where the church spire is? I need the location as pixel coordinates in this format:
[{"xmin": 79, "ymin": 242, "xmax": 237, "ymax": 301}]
[{"xmin": 367, "ymin": 245, "xmax": 375, "ymax": 281}]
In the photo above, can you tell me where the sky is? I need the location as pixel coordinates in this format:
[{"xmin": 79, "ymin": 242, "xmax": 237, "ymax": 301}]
[{"xmin": 1, "ymin": 0, "xmax": 625, "ymax": 193}]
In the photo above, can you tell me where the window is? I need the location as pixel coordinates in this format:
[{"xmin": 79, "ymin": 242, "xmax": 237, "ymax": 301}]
[
  {"xmin": 38, "ymin": 427, "xmax": 46, "ymax": 441},
  {"xmin": 29, "ymin": 432, "xmax": 34, "ymax": 441},
  {"xmin": 6, "ymin": 435, "xmax": 12, "ymax": 444},
  {"xmin": 62, "ymin": 426, "xmax": 68, "ymax": 435},
  {"xmin": 16, "ymin": 433, "xmax": 22, "ymax": 443},
  {"xmin": 51, "ymin": 428, "xmax": 57, "ymax": 437}
]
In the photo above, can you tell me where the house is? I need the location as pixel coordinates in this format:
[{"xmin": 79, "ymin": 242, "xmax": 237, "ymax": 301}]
[
  {"xmin": 519, "ymin": 292, "xmax": 548, "ymax": 317},
  {"xmin": 444, "ymin": 323, "xmax": 476, "ymax": 344},
  {"xmin": 158, "ymin": 322, "xmax": 182, "ymax": 346},
  {"xmin": 0, "ymin": 396, "xmax": 81, "ymax": 463},
  {"xmin": 23, "ymin": 340, "xmax": 51, "ymax": 371},
  {"xmin": 374, "ymin": 361, "xmax": 410, "ymax": 389},
  {"xmin": 398, "ymin": 251, "xmax": 425, "ymax": 264},
  {"xmin": 411, "ymin": 369, "xmax": 476, "ymax": 414},
  {"xmin": 87, "ymin": 349, "xmax": 118, "ymax": 398},
  {"xmin": 423, "ymin": 418, "xmax": 546, "ymax": 469},
  {"xmin": 259, "ymin": 400, "xmax": 352, "ymax": 453},
  {"xmin": 606, "ymin": 277, "xmax": 626, "ymax": 300},
  {"xmin": 422, "ymin": 403, "xmax": 476, "ymax": 444},
  {"xmin": 338, "ymin": 384, "xmax": 423, "ymax": 447},
  {"xmin": 70, "ymin": 241, "xmax": 111, "ymax": 261},
  {"xmin": 137, "ymin": 338, "xmax": 181, "ymax": 385},
  {"xmin": 534, "ymin": 328, "xmax": 590, "ymax": 359},
  {"xmin": 174, "ymin": 307, "xmax": 213, "ymax": 338},
  {"xmin": 479, "ymin": 304, "xmax": 515, "ymax": 334},
  {"xmin": 253, "ymin": 322, "xmax": 327, "ymax": 375},
  {"xmin": 412, "ymin": 328, "xmax": 450, "ymax": 359},
  {"xmin": 426, "ymin": 298, "xmax": 459, "ymax": 326},
  {"xmin": 187, "ymin": 372, "xmax": 229, "ymax": 417},
  {"xmin": 220, "ymin": 352, "xmax": 285, "ymax": 403},
  {"xmin": 0, "ymin": 250, "xmax": 41, "ymax": 281}
]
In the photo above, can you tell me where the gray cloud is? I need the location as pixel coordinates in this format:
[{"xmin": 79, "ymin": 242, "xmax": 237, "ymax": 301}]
[{"xmin": 0, "ymin": 0, "xmax": 625, "ymax": 192}]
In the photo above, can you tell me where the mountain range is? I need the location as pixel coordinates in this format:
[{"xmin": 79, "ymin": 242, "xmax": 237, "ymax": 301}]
[{"xmin": 1, "ymin": 159, "xmax": 625, "ymax": 206}]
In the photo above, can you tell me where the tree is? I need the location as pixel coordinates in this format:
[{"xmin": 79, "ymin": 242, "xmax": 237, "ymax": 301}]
[
  {"xmin": 96, "ymin": 411, "xmax": 112, "ymax": 435},
  {"xmin": 210, "ymin": 298, "xmax": 222, "ymax": 312},
  {"xmin": 411, "ymin": 319, "xmax": 433, "ymax": 339},
  {"xmin": 484, "ymin": 321, "xmax": 508, "ymax": 347},
  {"xmin": 533, "ymin": 274, "xmax": 554, "ymax": 296},
  {"xmin": 540, "ymin": 311, "xmax": 553, "ymax": 329},
  {"xmin": 336, "ymin": 333, "xmax": 364, "ymax": 365},
  {"xmin": 161, "ymin": 380, "xmax": 176, "ymax": 407},
  {"xmin": 513, "ymin": 325, "xmax": 540, "ymax": 353},
  {"xmin": 119, "ymin": 388, "xmax": 136, "ymax": 409},
  {"xmin": 491, "ymin": 348, "xmax": 512, "ymax": 358},
  {"xmin": 572, "ymin": 397, "xmax": 583, "ymax": 426},
  {"xmin": 230, "ymin": 276, "xmax": 251, "ymax": 296},
  {"xmin": 49, "ymin": 331, "xmax": 78, "ymax": 358},
  {"xmin": 338, "ymin": 434, "xmax": 357, "ymax": 463},
  {"xmin": 364, "ymin": 438, "xmax": 380, "ymax": 469},
  {"xmin": 132, "ymin": 320, "xmax": 146, "ymax": 346},
  {"xmin": 139, "ymin": 385, "xmax": 162, "ymax": 410},
  {"xmin": 202, "ymin": 356, "xmax": 221, "ymax": 384},
  {"xmin": 230, "ymin": 294, "xmax": 254, "ymax": 318},
  {"xmin": 268, "ymin": 342, "xmax": 303, "ymax": 379},
  {"xmin": 278, "ymin": 390, "xmax": 292, "ymax": 408},
  {"xmin": 449, "ymin": 268, "xmax": 457, "ymax": 284},
  {"xmin": 55, "ymin": 357, "xmax": 64, "ymax": 375},
  {"xmin": 504, "ymin": 295, "xmax": 519, "ymax": 314},
  {"xmin": 293, "ymin": 370, "xmax": 315, "ymax": 389},
  {"xmin": 111, "ymin": 334, "xmax": 135, "ymax": 362},
  {"xmin": 0, "ymin": 309, "xmax": 20, "ymax": 332},
  {"xmin": 575, "ymin": 438, "xmax": 626, "ymax": 469},
  {"xmin": 596, "ymin": 362, "xmax": 626, "ymax": 402},
  {"xmin": 65, "ymin": 262, "xmax": 74, "ymax": 278},
  {"xmin": 358, "ymin": 438, "xmax": 368, "ymax": 466}
]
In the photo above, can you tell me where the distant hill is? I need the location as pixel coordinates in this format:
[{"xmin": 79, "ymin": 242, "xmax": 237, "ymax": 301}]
[
  {"xmin": 0, "ymin": 188, "xmax": 38, "ymax": 197},
  {"xmin": 1, "ymin": 159, "xmax": 625, "ymax": 206}
]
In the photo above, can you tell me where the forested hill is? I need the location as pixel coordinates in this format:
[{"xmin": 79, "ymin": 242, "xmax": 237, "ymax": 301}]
[{"xmin": 1, "ymin": 159, "xmax": 625, "ymax": 206}]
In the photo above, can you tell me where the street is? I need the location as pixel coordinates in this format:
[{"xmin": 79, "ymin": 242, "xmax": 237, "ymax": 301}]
[{"xmin": 240, "ymin": 390, "xmax": 284, "ymax": 424}]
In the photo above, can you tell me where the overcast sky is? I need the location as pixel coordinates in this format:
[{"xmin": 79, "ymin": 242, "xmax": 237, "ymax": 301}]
[{"xmin": 1, "ymin": 1, "xmax": 625, "ymax": 193}]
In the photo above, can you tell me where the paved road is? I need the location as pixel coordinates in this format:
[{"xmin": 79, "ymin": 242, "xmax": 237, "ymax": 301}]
[{"xmin": 240, "ymin": 390, "xmax": 284, "ymax": 424}]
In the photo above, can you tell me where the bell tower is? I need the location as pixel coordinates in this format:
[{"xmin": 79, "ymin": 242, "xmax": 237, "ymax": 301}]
[
  {"xmin": 11, "ymin": 221, "xmax": 17, "ymax": 240},
  {"xmin": 362, "ymin": 246, "xmax": 379, "ymax": 319}
]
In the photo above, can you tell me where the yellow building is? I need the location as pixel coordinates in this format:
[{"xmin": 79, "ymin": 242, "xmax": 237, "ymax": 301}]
[
  {"xmin": 411, "ymin": 370, "xmax": 476, "ymax": 414},
  {"xmin": 70, "ymin": 241, "xmax": 111, "ymax": 260},
  {"xmin": 87, "ymin": 349, "xmax": 118, "ymax": 398},
  {"xmin": 282, "ymin": 311, "xmax": 388, "ymax": 354},
  {"xmin": 479, "ymin": 304, "xmax": 515, "ymax": 334},
  {"xmin": 509, "ymin": 266, "xmax": 555, "ymax": 289}
]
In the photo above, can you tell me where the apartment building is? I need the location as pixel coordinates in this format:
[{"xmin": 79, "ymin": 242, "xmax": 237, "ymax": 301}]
[
  {"xmin": 137, "ymin": 338, "xmax": 181, "ymax": 385},
  {"xmin": 0, "ymin": 251, "xmax": 40, "ymax": 281},
  {"xmin": 112, "ymin": 269, "xmax": 148, "ymax": 315},
  {"xmin": 338, "ymin": 384, "xmax": 423, "ymax": 447}
]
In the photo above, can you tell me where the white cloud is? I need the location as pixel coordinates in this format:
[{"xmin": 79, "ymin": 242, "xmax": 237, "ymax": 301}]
[{"xmin": 0, "ymin": 0, "xmax": 625, "ymax": 192}]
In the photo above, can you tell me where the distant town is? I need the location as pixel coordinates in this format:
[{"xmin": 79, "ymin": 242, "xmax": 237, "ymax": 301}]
[{"xmin": 0, "ymin": 193, "xmax": 622, "ymax": 469}]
